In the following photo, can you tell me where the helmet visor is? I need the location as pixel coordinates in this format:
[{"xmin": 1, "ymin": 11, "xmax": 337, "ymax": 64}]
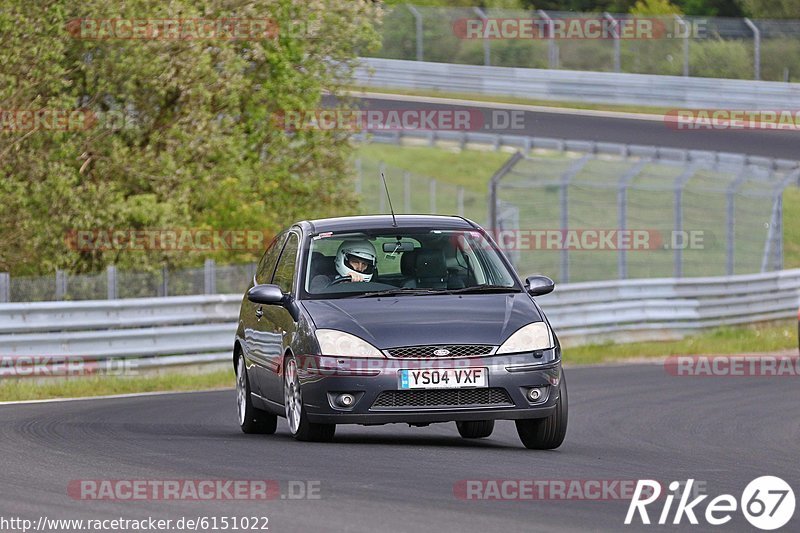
[{"xmin": 344, "ymin": 253, "xmax": 375, "ymax": 275}]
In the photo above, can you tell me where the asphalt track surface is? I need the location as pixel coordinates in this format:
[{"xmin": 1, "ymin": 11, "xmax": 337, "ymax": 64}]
[
  {"xmin": 1, "ymin": 363, "xmax": 797, "ymax": 532},
  {"xmin": 344, "ymin": 95, "xmax": 800, "ymax": 160}
]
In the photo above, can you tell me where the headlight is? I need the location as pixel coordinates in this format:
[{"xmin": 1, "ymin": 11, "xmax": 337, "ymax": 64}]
[
  {"xmin": 315, "ymin": 329, "xmax": 384, "ymax": 358},
  {"xmin": 496, "ymin": 322, "xmax": 554, "ymax": 354}
]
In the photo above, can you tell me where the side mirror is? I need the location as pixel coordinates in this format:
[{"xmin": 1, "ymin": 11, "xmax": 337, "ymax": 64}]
[
  {"xmin": 247, "ymin": 284, "xmax": 285, "ymax": 305},
  {"xmin": 525, "ymin": 275, "xmax": 555, "ymax": 296}
]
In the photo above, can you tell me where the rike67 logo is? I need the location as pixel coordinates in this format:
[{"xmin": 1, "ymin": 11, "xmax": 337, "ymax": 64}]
[{"xmin": 625, "ymin": 477, "xmax": 795, "ymax": 530}]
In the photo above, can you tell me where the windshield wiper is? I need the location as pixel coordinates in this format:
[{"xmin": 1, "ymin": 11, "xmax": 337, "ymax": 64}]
[
  {"xmin": 354, "ymin": 288, "xmax": 444, "ymax": 298},
  {"xmin": 355, "ymin": 285, "xmax": 519, "ymax": 297},
  {"xmin": 446, "ymin": 285, "xmax": 521, "ymax": 294}
]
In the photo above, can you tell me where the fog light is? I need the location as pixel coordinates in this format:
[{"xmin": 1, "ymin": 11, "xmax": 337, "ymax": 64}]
[
  {"xmin": 527, "ymin": 388, "xmax": 543, "ymax": 402},
  {"xmin": 337, "ymin": 393, "xmax": 355, "ymax": 407}
]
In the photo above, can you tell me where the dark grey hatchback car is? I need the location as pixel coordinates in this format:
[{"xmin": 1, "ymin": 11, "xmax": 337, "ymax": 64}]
[{"xmin": 234, "ymin": 215, "xmax": 567, "ymax": 449}]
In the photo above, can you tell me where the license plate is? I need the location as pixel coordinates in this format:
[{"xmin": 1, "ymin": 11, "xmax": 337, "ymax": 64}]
[{"xmin": 398, "ymin": 368, "xmax": 487, "ymax": 389}]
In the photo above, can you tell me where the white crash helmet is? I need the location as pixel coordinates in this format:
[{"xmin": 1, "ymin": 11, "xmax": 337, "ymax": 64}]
[{"xmin": 335, "ymin": 240, "xmax": 377, "ymax": 281}]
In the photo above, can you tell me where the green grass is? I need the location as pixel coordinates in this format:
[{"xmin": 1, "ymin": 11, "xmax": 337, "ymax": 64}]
[
  {"xmin": 566, "ymin": 320, "xmax": 798, "ymax": 365},
  {"xmin": 357, "ymin": 143, "xmax": 512, "ymax": 195},
  {"xmin": 784, "ymin": 187, "xmax": 800, "ymax": 269},
  {"xmin": 351, "ymin": 86, "xmax": 674, "ymax": 116},
  {"xmin": 0, "ymin": 368, "xmax": 233, "ymax": 402}
]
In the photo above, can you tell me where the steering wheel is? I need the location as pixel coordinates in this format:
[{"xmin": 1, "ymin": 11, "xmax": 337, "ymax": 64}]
[{"xmin": 328, "ymin": 275, "xmax": 352, "ymax": 285}]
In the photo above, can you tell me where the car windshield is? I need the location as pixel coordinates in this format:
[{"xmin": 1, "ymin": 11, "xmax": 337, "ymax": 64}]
[{"xmin": 302, "ymin": 228, "xmax": 520, "ymax": 299}]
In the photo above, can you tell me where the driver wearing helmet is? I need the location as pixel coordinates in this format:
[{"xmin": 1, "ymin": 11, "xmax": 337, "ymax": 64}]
[{"xmin": 310, "ymin": 239, "xmax": 377, "ymax": 291}]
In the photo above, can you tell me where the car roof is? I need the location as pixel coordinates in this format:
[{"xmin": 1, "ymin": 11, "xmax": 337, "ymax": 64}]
[{"xmin": 298, "ymin": 215, "xmax": 478, "ymax": 234}]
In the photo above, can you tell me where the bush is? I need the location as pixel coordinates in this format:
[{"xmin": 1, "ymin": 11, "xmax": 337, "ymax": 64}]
[{"xmin": 689, "ymin": 38, "xmax": 754, "ymax": 79}]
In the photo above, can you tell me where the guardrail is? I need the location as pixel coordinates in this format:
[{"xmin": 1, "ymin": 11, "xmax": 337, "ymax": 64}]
[
  {"xmin": 0, "ymin": 295, "xmax": 240, "ymax": 375},
  {"xmin": 0, "ymin": 270, "xmax": 797, "ymax": 376},
  {"xmin": 355, "ymin": 57, "xmax": 800, "ymax": 109},
  {"xmin": 537, "ymin": 268, "xmax": 800, "ymax": 344},
  {"xmin": 371, "ymin": 5, "xmax": 800, "ymax": 81},
  {"xmin": 358, "ymin": 129, "xmax": 800, "ymax": 170}
]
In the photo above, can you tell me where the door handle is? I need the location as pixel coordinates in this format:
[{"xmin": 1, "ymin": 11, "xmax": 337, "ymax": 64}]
[{"xmin": 255, "ymin": 306, "xmax": 263, "ymax": 319}]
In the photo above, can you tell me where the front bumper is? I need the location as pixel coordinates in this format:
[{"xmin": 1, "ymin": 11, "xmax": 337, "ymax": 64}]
[{"xmin": 295, "ymin": 352, "xmax": 562, "ymax": 425}]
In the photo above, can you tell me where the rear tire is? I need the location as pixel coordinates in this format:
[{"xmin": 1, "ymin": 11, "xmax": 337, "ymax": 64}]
[
  {"xmin": 236, "ymin": 354, "xmax": 277, "ymax": 434},
  {"xmin": 515, "ymin": 371, "xmax": 568, "ymax": 450},
  {"xmin": 456, "ymin": 420, "xmax": 495, "ymax": 439},
  {"xmin": 284, "ymin": 356, "xmax": 336, "ymax": 442}
]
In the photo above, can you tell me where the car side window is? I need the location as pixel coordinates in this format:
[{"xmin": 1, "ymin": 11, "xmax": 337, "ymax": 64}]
[
  {"xmin": 256, "ymin": 233, "xmax": 288, "ymax": 285},
  {"xmin": 272, "ymin": 233, "xmax": 299, "ymax": 293}
]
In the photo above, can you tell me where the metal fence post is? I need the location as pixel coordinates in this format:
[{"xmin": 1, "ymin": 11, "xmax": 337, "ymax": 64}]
[
  {"xmin": 617, "ymin": 160, "xmax": 649, "ymax": 279},
  {"xmin": 557, "ymin": 155, "xmax": 591, "ymax": 283},
  {"xmin": 429, "ymin": 179, "xmax": 437, "ymax": 213},
  {"xmin": 726, "ymin": 169, "xmax": 750, "ymax": 275},
  {"xmin": 537, "ymin": 10, "xmax": 558, "ymax": 69},
  {"xmin": 55, "ymin": 269, "xmax": 67, "ymax": 300},
  {"xmin": 204, "ymin": 259, "xmax": 216, "ymax": 295},
  {"xmin": 473, "ymin": 7, "xmax": 490, "ymax": 66},
  {"xmin": 761, "ymin": 169, "xmax": 800, "ymax": 271},
  {"xmin": 203, "ymin": 259, "xmax": 217, "ymax": 294},
  {"xmin": 457, "ymin": 187, "xmax": 465, "ymax": 217},
  {"xmin": 675, "ymin": 15, "xmax": 690, "ymax": 77},
  {"xmin": 604, "ymin": 12, "xmax": 621, "ymax": 72},
  {"xmin": 407, "ymin": 5, "xmax": 423, "ymax": 62},
  {"xmin": 107, "ymin": 265, "xmax": 117, "ymax": 299},
  {"xmin": 617, "ymin": 187, "xmax": 627, "ymax": 280},
  {"xmin": 744, "ymin": 18, "xmax": 760, "ymax": 81},
  {"xmin": 673, "ymin": 166, "xmax": 697, "ymax": 277},
  {"xmin": 761, "ymin": 198, "xmax": 780, "ymax": 272},
  {"xmin": 0, "ymin": 272, "xmax": 9, "ymax": 303},
  {"xmin": 488, "ymin": 151, "xmax": 524, "ymax": 235},
  {"xmin": 161, "ymin": 266, "xmax": 169, "ymax": 297},
  {"xmin": 560, "ymin": 174, "xmax": 570, "ymax": 283}
]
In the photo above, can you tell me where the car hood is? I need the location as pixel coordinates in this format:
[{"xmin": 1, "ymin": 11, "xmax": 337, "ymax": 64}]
[{"xmin": 301, "ymin": 293, "xmax": 543, "ymax": 349}]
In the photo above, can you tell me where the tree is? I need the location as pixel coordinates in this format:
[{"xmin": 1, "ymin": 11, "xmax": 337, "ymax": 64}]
[
  {"xmin": 0, "ymin": 0, "xmax": 380, "ymax": 275},
  {"xmin": 630, "ymin": 0, "xmax": 683, "ymax": 15},
  {"xmin": 382, "ymin": 0, "xmax": 524, "ymax": 7},
  {"xmin": 737, "ymin": 0, "xmax": 800, "ymax": 18}
]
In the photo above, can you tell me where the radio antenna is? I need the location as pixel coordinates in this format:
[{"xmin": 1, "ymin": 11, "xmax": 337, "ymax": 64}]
[{"xmin": 381, "ymin": 172, "xmax": 397, "ymax": 227}]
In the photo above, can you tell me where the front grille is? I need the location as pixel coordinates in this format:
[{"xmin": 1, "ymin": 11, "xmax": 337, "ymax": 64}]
[
  {"xmin": 371, "ymin": 388, "xmax": 513, "ymax": 409},
  {"xmin": 386, "ymin": 344, "xmax": 495, "ymax": 359}
]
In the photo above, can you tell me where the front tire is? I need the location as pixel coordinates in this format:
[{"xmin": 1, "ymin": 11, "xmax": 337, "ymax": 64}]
[
  {"xmin": 515, "ymin": 371, "xmax": 568, "ymax": 450},
  {"xmin": 456, "ymin": 420, "xmax": 495, "ymax": 439},
  {"xmin": 284, "ymin": 356, "xmax": 336, "ymax": 442},
  {"xmin": 236, "ymin": 354, "xmax": 277, "ymax": 434}
]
